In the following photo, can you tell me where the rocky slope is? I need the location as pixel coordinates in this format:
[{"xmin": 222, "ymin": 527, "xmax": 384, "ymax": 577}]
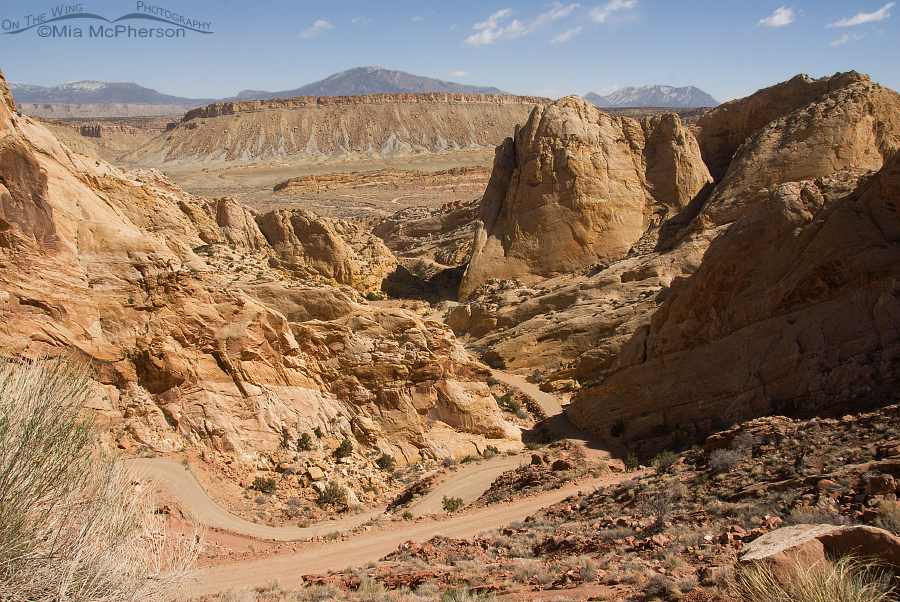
[
  {"xmin": 0, "ymin": 66, "xmax": 517, "ymax": 468},
  {"xmin": 125, "ymin": 94, "xmax": 548, "ymax": 164},
  {"xmin": 450, "ymin": 72, "xmax": 900, "ymax": 446},
  {"xmin": 570, "ymin": 152, "xmax": 900, "ymax": 454}
]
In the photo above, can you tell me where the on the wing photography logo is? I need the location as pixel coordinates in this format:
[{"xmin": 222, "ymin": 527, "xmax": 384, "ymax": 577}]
[{"xmin": 2, "ymin": 2, "xmax": 212, "ymax": 38}]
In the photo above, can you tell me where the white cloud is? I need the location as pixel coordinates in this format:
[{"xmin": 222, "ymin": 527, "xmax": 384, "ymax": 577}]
[
  {"xmin": 463, "ymin": 3, "xmax": 580, "ymax": 46},
  {"xmin": 828, "ymin": 2, "xmax": 895, "ymax": 26},
  {"xmin": 539, "ymin": 88, "xmax": 558, "ymax": 96},
  {"xmin": 596, "ymin": 84, "xmax": 620, "ymax": 95},
  {"xmin": 411, "ymin": 16, "xmax": 423, "ymax": 22},
  {"xmin": 589, "ymin": 0, "xmax": 636, "ymax": 23},
  {"xmin": 552, "ymin": 26, "xmax": 583, "ymax": 42},
  {"xmin": 300, "ymin": 20, "xmax": 332, "ymax": 38},
  {"xmin": 758, "ymin": 6, "xmax": 795, "ymax": 27},
  {"xmin": 450, "ymin": 71, "xmax": 469, "ymax": 77},
  {"xmin": 351, "ymin": 16, "xmax": 371, "ymax": 24},
  {"xmin": 829, "ymin": 32, "xmax": 864, "ymax": 45}
]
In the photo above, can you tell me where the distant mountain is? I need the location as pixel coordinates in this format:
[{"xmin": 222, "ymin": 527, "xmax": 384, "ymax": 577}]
[
  {"xmin": 585, "ymin": 85, "xmax": 719, "ymax": 108},
  {"xmin": 8, "ymin": 81, "xmax": 212, "ymax": 106},
  {"xmin": 10, "ymin": 67, "xmax": 511, "ymax": 118},
  {"xmin": 232, "ymin": 66, "xmax": 508, "ymax": 100}
]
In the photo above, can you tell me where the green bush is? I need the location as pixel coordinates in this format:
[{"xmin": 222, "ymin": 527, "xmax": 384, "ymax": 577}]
[
  {"xmin": 319, "ymin": 482, "xmax": 348, "ymax": 508},
  {"xmin": 297, "ymin": 432, "xmax": 313, "ymax": 451},
  {"xmin": 442, "ymin": 496, "xmax": 464, "ymax": 512},
  {"xmin": 375, "ymin": 453, "xmax": 396, "ymax": 472},
  {"xmin": 252, "ymin": 476, "xmax": 277, "ymax": 494},
  {"xmin": 651, "ymin": 450, "xmax": 678, "ymax": 474},
  {"xmin": 0, "ymin": 357, "xmax": 197, "ymax": 602},
  {"xmin": 334, "ymin": 438, "xmax": 353, "ymax": 458},
  {"xmin": 492, "ymin": 393, "xmax": 522, "ymax": 413},
  {"xmin": 624, "ymin": 452, "xmax": 640, "ymax": 471}
]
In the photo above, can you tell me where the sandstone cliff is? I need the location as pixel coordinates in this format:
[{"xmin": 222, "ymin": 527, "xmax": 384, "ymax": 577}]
[
  {"xmin": 0, "ymin": 67, "xmax": 516, "ymax": 465},
  {"xmin": 451, "ymin": 72, "xmax": 900, "ymax": 431},
  {"xmin": 126, "ymin": 94, "xmax": 548, "ymax": 164},
  {"xmin": 457, "ymin": 96, "xmax": 712, "ymax": 300},
  {"xmin": 569, "ymin": 155, "xmax": 900, "ymax": 454}
]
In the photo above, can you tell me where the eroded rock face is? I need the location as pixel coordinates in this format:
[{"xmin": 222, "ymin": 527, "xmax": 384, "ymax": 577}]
[
  {"xmin": 667, "ymin": 72, "xmax": 900, "ymax": 250},
  {"xmin": 0, "ymin": 67, "xmax": 515, "ymax": 464},
  {"xmin": 458, "ymin": 96, "xmax": 711, "ymax": 300},
  {"xmin": 255, "ymin": 208, "xmax": 397, "ymax": 293},
  {"xmin": 451, "ymin": 72, "xmax": 900, "ymax": 417},
  {"xmin": 569, "ymin": 154, "xmax": 900, "ymax": 453}
]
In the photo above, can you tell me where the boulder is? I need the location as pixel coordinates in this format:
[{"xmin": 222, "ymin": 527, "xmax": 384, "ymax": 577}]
[{"xmin": 741, "ymin": 524, "xmax": 900, "ymax": 578}]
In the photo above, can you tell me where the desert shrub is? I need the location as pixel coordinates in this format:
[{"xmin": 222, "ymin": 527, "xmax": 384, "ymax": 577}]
[
  {"xmin": 460, "ymin": 454, "xmax": 478, "ymax": 464},
  {"xmin": 786, "ymin": 505, "xmax": 850, "ymax": 526},
  {"xmin": 875, "ymin": 501, "xmax": 900, "ymax": 535},
  {"xmin": 0, "ymin": 357, "xmax": 197, "ymax": 602},
  {"xmin": 297, "ymin": 432, "xmax": 313, "ymax": 451},
  {"xmin": 442, "ymin": 495, "xmax": 464, "ymax": 512},
  {"xmin": 643, "ymin": 573, "xmax": 678, "ymax": 598},
  {"xmin": 297, "ymin": 582, "xmax": 342, "ymax": 602},
  {"xmin": 375, "ymin": 453, "xmax": 396, "ymax": 472},
  {"xmin": 440, "ymin": 586, "xmax": 494, "ymax": 602},
  {"xmin": 732, "ymin": 556, "xmax": 896, "ymax": 602},
  {"xmin": 401, "ymin": 510, "xmax": 414, "ymax": 520},
  {"xmin": 334, "ymin": 438, "xmax": 353, "ymax": 458},
  {"xmin": 569, "ymin": 555, "xmax": 599, "ymax": 582},
  {"xmin": 652, "ymin": 450, "xmax": 679, "ymax": 474},
  {"xmin": 313, "ymin": 426, "xmax": 323, "ymax": 438},
  {"xmin": 515, "ymin": 408, "xmax": 530, "ymax": 419},
  {"xmin": 492, "ymin": 393, "xmax": 521, "ymax": 413},
  {"xmin": 525, "ymin": 442, "xmax": 541, "ymax": 451},
  {"xmin": 708, "ymin": 448, "xmax": 744, "ymax": 473},
  {"xmin": 252, "ymin": 476, "xmax": 277, "ymax": 494},
  {"xmin": 483, "ymin": 445, "xmax": 500, "ymax": 460},
  {"xmin": 319, "ymin": 481, "xmax": 348, "ymax": 508},
  {"xmin": 624, "ymin": 452, "xmax": 640, "ymax": 471},
  {"xmin": 487, "ymin": 376, "xmax": 499, "ymax": 387}
]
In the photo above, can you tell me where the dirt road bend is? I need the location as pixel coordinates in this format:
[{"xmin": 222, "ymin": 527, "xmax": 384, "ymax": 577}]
[{"xmin": 188, "ymin": 471, "xmax": 633, "ymax": 594}]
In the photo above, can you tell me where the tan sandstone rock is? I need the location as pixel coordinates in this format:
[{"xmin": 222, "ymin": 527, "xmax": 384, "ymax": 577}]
[
  {"xmin": 458, "ymin": 95, "xmax": 711, "ymax": 299},
  {"xmin": 0, "ymin": 66, "xmax": 517, "ymax": 465}
]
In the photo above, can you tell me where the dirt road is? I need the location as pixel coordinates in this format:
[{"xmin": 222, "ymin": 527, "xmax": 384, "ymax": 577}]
[
  {"xmin": 489, "ymin": 369, "xmax": 624, "ymax": 460},
  {"xmin": 188, "ymin": 472, "xmax": 627, "ymax": 594},
  {"xmin": 132, "ymin": 367, "xmax": 627, "ymax": 593}
]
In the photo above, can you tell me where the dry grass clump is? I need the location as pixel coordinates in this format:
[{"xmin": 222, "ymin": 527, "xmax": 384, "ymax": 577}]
[
  {"xmin": 732, "ymin": 556, "xmax": 898, "ymax": 602},
  {"xmin": 0, "ymin": 356, "xmax": 198, "ymax": 602}
]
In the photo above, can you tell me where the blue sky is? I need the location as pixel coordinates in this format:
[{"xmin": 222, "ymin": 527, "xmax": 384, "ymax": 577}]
[{"xmin": 0, "ymin": 0, "xmax": 897, "ymax": 102}]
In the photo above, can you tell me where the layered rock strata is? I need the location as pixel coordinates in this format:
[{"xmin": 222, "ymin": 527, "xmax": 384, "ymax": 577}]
[{"xmin": 126, "ymin": 94, "xmax": 548, "ymax": 164}]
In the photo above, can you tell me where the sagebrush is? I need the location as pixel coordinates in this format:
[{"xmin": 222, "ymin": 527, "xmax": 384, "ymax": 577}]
[{"xmin": 0, "ymin": 356, "xmax": 198, "ymax": 602}]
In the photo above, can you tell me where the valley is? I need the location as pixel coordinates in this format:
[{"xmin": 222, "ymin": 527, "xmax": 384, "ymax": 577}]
[{"xmin": 2, "ymin": 61, "xmax": 900, "ymax": 602}]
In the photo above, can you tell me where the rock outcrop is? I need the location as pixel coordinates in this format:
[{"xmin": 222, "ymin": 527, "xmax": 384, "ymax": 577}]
[
  {"xmin": 741, "ymin": 524, "xmax": 900, "ymax": 577},
  {"xmin": 0, "ymin": 66, "xmax": 516, "ymax": 464},
  {"xmin": 569, "ymin": 153, "xmax": 900, "ymax": 452},
  {"xmin": 449, "ymin": 72, "xmax": 900, "ymax": 425},
  {"xmin": 255, "ymin": 208, "xmax": 396, "ymax": 293},
  {"xmin": 458, "ymin": 96, "xmax": 711, "ymax": 300}
]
